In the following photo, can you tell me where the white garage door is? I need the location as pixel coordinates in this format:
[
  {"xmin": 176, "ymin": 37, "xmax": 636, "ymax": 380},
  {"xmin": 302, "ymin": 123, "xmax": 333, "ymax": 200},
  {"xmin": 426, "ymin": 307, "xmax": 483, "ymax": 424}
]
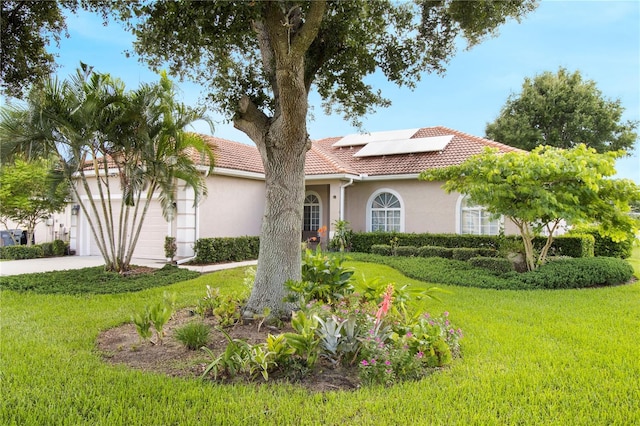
[{"xmin": 88, "ymin": 200, "xmax": 167, "ymax": 260}]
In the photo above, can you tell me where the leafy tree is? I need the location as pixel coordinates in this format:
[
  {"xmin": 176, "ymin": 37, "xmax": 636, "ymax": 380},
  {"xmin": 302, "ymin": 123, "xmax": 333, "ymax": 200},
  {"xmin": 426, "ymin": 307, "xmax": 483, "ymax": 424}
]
[
  {"xmin": 485, "ymin": 67, "xmax": 638, "ymax": 154},
  {"xmin": 420, "ymin": 144, "xmax": 640, "ymax": 271},
  {"xmin": 0, "ymin": 65, "xmax": 214, "ymax": 272},
  {"xmin": 101, "ymin": 0, "xmax": 537, "ymax": 316},
  {"xmin": 0, "ymin": 1, "xmax": 83, "ymax": 98},
  {"xmin": 0, "ymin": 156, "xmax": 70, "ymax": 245}
]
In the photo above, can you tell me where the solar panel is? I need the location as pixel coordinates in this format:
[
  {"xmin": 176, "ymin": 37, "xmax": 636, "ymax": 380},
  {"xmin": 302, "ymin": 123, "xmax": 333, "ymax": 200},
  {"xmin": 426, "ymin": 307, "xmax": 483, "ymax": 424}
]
[
  {"xmin": 352, "ymin": 135, "xmax": 453, "ymax": 157},
  {"xmin": 332, "ymin": 128, "xmax": 420, "ymax": 147}
]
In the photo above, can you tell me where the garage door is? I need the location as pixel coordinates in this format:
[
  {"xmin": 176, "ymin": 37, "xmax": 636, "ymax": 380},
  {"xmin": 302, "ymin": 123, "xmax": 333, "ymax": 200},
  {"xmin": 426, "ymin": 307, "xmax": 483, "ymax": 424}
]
[{"xmin": 88, "ymin": 200, "xmax": 167, "ymax": 260}]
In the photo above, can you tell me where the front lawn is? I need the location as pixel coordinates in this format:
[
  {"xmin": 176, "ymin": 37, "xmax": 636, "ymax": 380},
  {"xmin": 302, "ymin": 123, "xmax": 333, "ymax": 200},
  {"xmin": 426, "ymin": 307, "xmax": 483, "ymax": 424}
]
[{"xmin": 1, "ymin": 250, "xmax": 639, "ymax": 424}]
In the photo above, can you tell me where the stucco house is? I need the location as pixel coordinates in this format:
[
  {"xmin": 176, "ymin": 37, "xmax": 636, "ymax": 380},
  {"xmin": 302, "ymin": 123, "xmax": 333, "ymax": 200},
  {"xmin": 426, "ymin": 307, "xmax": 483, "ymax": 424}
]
[{"xmin": 33, "ymin": 126, "xmax": 522, "ymax": 259}]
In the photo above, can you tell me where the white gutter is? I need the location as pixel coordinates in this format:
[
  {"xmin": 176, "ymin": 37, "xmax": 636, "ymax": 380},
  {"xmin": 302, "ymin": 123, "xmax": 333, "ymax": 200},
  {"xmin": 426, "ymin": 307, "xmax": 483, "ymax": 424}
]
[{"xmin": 339, "ymin": 178, "xmax": 355, "ymax": 221}]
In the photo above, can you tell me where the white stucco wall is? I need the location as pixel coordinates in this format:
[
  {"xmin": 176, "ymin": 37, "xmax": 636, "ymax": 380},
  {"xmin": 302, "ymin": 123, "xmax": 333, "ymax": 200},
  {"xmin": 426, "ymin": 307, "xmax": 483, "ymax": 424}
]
[
  {"xmin": 197, "ymin": 174, "xmax": 266, "ymax": 238},
  {"xmin": 344, "ymin": 178, "xmax": 519, "ymax": 235}
]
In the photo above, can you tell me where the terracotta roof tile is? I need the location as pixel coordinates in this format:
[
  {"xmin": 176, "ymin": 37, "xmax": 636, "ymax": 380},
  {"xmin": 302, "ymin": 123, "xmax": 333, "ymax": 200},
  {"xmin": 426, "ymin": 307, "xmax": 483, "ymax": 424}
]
[
  {"xmin": 312, "ymin": 126, "xmax": 523, "ymax": 176},
  {"xmin": 92, "ymin": 127, "xmax": 522, "ymax": 178},
  {"xmin": 200, "ymin": 135, "xmax": 264, "ymax": 174}
]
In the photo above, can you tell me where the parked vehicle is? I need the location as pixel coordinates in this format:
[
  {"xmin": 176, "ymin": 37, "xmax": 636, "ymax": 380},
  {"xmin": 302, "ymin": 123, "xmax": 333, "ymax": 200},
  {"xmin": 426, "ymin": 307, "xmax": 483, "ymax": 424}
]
[{"xmin": 0, "ymin": 229, "xmax": 22, "ymax": 247}]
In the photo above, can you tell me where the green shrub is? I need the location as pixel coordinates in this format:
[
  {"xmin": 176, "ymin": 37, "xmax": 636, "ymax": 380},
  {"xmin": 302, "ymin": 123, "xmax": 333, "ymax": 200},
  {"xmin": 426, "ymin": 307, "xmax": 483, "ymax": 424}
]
[
  {"xmin": 175, "ymin": 321, "xmax": 210, "ymax": 350},
  {"xmin": 469, "ymin": 256, "xmax": 514, "ymax": 275},
  {"xmin": 0, "ymin": 245, "xmax": 43, "ymax": 260},
  {"xmin": 518, "ymin": 257, "xmax": 634, "ymax": 289},
  {"xmin": 351, "ymin": 232, "xmax": 499, "ymax": 253},
  {"xmin": 395, "ymin": 246, "xmax": 418, "ymax": 257},
  {"xmin": 350, "ymin": 232, "xmax": 595, "ymax": 259},
  {"xmin": 370, "ymin": 244, "xmax": 392, "ymax": 256},
  {"xmin": 52, "ymin": 239, "xmax": 67, "ymax": 256},
  {"xmin": 532, "ymin": 234, "xmax": 595, "ymax": 258},
  {"xmin": 285, "ymin": 248, "xmax": 355, "ymax": 305},
  {"xmin": 451, "ymin": 248, "xmax": 497, "ymax": 261},
  {"xmin": 569, "ymin": 227, "xmax": 634, "ymax": 258},
  {"xmin": 418, "ymin": 246, "xmax": 453, "ymax": 259},
  {"xmin": 40, "ymin": 242, "xmax": 54, "ymax": 257},
  {"xmin": 193, "ymin": 236, "xmax": 260, "ymax": 264}
]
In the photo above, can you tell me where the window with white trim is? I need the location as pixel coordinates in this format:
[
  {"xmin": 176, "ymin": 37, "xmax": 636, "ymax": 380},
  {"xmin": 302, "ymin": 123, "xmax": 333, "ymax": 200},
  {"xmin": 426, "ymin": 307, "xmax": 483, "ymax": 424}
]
[
  {"xmin": 370, "ymin": 191, "xmax": 402, "ymax": 232},
  {"xmin": 460, "ymin": 196, "xmax": 500, "ymax": 235},
  {"xmin": 303, "ymin": 193, "xmax": 320, "ymax": 231}
]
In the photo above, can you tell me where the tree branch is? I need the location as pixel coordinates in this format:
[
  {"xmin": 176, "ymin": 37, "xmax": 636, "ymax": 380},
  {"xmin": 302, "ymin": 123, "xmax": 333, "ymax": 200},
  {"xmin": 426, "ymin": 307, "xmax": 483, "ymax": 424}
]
[
  {"xmin": 290, "ymin": 0, "xmax": 326, "ymax": 57},
  {"xmin": 233, "ymin": 95, "xmax": 270, "ymax": 146}
]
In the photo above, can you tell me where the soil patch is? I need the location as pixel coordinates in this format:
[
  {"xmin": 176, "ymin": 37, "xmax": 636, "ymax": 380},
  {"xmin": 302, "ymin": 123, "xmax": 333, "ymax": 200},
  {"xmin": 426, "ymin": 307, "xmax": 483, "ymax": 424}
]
[{"xmin": 97, "ymin": 308, "xmax": 361, "ymax": 392}]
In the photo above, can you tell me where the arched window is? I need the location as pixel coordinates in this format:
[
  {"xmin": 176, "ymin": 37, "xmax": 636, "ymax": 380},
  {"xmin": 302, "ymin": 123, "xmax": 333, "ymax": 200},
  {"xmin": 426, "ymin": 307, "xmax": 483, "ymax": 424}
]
[
  {"xmin": 368, "ymin": 190, "xmax": 403, "ymax": 232},
  {"xmin": 459, "ymin": 195, "xmax": 501, "ymax": 235},
  {"xmin": 303, "ymin": 192, "xmax": 321, "ymax": 232}
]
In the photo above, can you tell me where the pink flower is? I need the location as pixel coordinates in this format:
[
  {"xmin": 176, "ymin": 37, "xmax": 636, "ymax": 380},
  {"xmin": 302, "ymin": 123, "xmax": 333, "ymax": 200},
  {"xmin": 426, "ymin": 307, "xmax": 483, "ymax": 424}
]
[
  {"xmin": 416, "ymin": 351, "xmax": 424, "ymax": 359},
  {"xmin": 406, "ymin": 332, "xmax": 413, "ymax": 338},
  {"xmin": 376, "ymin": 284, "xmax": 394, "ymax": 322},
  {"xmin": 370, "ymin": 359, "xmax": 377, "ymax": 365},
  {"xmin": 385, "ymin": 360, "xmax": 391, "ymax": 366},
  {"xmin": 443, "ymin": 311, "xmax": 449, "ymax": 317},
  {"xmin": 361, "ymin": 359, "xmax": 369, "ymax": 366}
]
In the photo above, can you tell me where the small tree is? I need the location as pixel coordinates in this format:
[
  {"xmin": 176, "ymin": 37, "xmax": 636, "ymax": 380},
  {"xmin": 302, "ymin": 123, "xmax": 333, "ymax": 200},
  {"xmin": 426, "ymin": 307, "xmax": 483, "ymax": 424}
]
[
  {"xmin": 420, "ymin": 144, "xmax": 640, "ymax": 271},
  {"xmin": 485, "ymin": 68, "xmax": 638, "ymax": 154},
  {"xmin": 0, "ymin": 156, "xmax": 69, "ymax": 245}
]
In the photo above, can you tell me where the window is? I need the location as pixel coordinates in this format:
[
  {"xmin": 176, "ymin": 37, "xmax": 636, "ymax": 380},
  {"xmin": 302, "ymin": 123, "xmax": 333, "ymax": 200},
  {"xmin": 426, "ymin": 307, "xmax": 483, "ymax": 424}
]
[
  {"xmin": 303, "ymin": 193, "xmax": 320, "ymax": 231},
  {"xmin": 368, "ymin": 190, "xmax": 403, "ymax": 232},
  {"xmin": 459, "ymin": 196, "xmax": 501, "ymax": 235}
]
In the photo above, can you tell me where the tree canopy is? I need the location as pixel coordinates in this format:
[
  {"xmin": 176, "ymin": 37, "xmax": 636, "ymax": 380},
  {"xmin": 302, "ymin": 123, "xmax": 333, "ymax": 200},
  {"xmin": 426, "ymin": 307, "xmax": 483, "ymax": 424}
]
[
  {"xmin": 420, "ymin": 145, "xmax": 640, "ymax": 271},
  {"xmin": 485, "ymin": 67, "xmax": 638, "ymax": 154},
  {"xmin": 99, "ymin": 0, "xmax": 538, "ymax": 315},
  {"xmin": 0, "ymin": 1, "xmax": 81, "ymax": 98}
]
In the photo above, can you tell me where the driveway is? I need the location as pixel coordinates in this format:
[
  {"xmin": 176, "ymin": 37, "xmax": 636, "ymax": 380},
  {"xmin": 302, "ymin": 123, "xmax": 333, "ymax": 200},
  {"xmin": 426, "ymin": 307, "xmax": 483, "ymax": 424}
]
[{"xmin": 0, "ymin": 255, "xmax": 257, "ymax": 276}]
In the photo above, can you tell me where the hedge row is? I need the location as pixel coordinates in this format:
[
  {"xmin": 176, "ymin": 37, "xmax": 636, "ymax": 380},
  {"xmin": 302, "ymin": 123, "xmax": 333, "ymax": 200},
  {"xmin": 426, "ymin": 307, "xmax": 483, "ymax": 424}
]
[
  {"xmin": 570, "ymin": 228, "xmax": 634, "ymax": 259},
  {"xmin": 349, "ymin": 253, "xmax": 634, "ymax": 290},
  {"xmin": 192, "ymin": 236, "xmax": 260, "ymax": 264},
  {"xmin": 350, "ymin": 232, "xmax": 596, "ymax": 258},
  {"xmin": 371, "ymin": 244, "xmax": 498, "ymax": 260},
  {"xmin": 0, "ymin": 240, "xmax": 69, "ymax": 260}
]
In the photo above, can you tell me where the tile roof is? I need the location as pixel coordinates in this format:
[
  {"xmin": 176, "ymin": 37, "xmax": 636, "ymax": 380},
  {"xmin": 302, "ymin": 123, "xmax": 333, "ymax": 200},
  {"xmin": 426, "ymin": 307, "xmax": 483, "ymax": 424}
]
[{"xmin": 203, "ymin": 126, "xmax": 523, "ymax": 177}]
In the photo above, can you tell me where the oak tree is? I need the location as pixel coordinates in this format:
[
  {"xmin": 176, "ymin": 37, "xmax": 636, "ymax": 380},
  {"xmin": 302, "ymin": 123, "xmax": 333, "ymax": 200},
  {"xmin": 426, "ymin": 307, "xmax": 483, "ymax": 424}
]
[
  {"xmin": 485, "ymin": 68, "xmax": 638, "ymax": 154},
  {"xmin": 106, "ymin": 0, "xmax": 537, "ymax": 316}
]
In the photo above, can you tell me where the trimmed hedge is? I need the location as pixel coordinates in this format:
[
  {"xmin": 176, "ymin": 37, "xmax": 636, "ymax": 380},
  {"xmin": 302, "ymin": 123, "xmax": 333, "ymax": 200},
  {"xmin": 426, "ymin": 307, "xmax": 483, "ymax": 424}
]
[
  {"xmin": 418, "ymin": 245, "xmax": 453, "ymax": 258},
  {"xmin": 570, "ymin": 228, "xmax": 634, "ymax": 259},
  {"xmin": 350, "ymin": 232, "xmax": 595, "ymax": 258},
  {"xmin": 469, "ymin": 256, "xmax": 514, "ymax": 275},
  {"xmin": 451, "ymin": 247, "xmax": 498, "ymax": 261},
  {"xmin": 193, "ymin": 236, "xmax": 260, "ymax": 264},
  {"xmin": 395, "ymin": 246, "xmax": 419, "ymax": 257},
  {"xmin": 348, "ymin": 253, "xmax": 633, "ymax": 290},
  {"xmin": 518, "ymin": 257, "xmax": 635, "ymax": 289},
  {"xmin": 351, "ymin": 232, "xmax": 499, "ymax": 253},
  {"xmin": 0, "ymin": 245, "xmax": 44, "ymax": 260}
]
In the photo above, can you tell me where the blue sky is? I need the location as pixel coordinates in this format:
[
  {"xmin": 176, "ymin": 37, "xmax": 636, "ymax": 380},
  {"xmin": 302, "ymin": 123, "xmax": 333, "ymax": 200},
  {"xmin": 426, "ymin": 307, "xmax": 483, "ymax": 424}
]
[{"xmin": 43, "ymin": 1, "xmax": 640, "ymax": 182}]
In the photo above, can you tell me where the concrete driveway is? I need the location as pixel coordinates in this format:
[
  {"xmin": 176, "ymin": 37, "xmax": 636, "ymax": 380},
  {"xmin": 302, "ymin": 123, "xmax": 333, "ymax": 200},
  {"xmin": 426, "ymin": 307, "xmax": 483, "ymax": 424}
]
[{"xmin": 0, "ymin": 255, "xmax": 257, "ymax": 276}]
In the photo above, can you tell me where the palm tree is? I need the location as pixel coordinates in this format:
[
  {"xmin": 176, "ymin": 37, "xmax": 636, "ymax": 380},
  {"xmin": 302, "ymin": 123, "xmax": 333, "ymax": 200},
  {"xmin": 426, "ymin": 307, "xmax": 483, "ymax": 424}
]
[{"xmin": 0, "ymin": 65, "xmax": 214, "ymax": 272}]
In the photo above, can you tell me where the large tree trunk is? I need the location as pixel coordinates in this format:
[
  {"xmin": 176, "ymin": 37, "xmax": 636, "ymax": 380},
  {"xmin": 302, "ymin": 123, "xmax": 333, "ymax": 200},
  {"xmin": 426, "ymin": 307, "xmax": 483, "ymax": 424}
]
[
  {"xmin": 235, "ymin": 2, "xmax": 325, "ymax": 318},
  {"xmin": 243, "ymin": 131, "xmax": 307, "ymax": 318}
]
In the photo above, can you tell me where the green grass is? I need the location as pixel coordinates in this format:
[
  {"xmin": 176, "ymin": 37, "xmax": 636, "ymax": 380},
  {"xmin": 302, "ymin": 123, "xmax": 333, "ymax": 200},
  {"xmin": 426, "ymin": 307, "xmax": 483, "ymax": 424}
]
[
  {"xmin": 0, "ymin": 264, "xmax": 199, "ymax": 294},
  {"xmin": 2, "ymin": 254, "xmax": 639, "ymax": 425}
]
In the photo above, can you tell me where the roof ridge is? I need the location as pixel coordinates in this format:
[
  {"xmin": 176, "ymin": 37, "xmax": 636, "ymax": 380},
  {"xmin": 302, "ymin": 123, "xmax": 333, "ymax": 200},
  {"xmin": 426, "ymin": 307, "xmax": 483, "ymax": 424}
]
[{"xmin": 431, "ymin": 126, "xmax": 525, "ymax": 152}]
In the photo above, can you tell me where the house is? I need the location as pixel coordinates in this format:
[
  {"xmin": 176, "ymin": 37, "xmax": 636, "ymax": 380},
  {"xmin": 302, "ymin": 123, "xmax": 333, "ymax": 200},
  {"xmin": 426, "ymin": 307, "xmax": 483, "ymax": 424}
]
[{"xmin": 30, "ymin": 126, "xmax": 522, "ymax": 259}]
